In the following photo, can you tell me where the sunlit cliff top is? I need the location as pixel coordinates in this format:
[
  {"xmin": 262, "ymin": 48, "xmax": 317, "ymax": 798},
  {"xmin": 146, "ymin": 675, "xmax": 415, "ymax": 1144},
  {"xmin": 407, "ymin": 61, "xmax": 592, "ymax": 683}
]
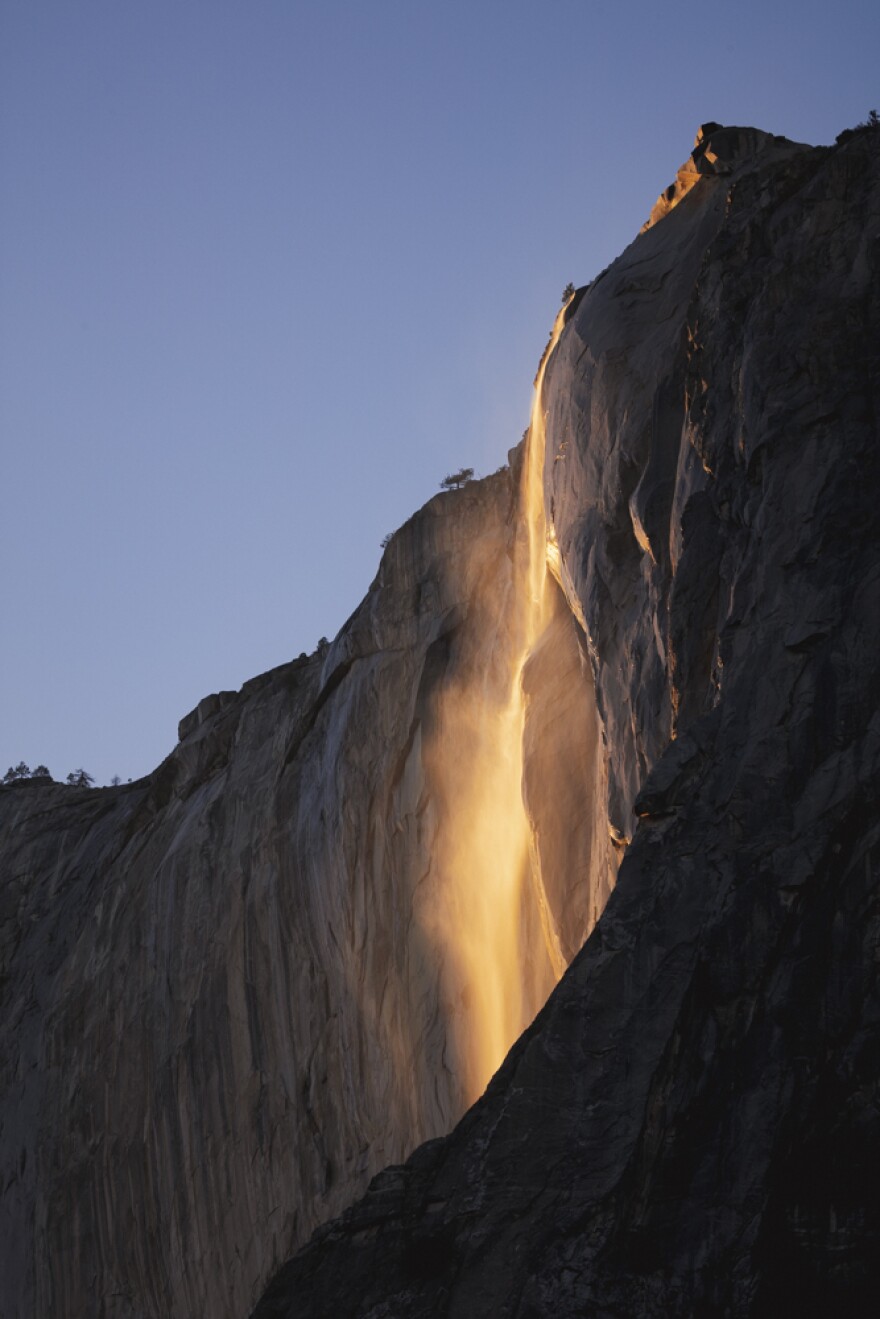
[{"xmin": 642, "ymin": 121, "xmax": 811, "ymax": 231}]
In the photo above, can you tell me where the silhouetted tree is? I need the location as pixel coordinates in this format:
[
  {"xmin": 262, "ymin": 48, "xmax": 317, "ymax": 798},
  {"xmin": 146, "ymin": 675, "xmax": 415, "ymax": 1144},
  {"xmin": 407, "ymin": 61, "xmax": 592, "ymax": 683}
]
[
  {"xmin": 3, "ymin": 762, "xmax": 31, "ymax": 782},
  {"xmin": 562, "ymin": 281, "xmax": 575, "ymax": 302},
  {"xmin": 440, "ymin": 467, "xmax": 474, "ymax": 491},
  {"xmin": 66, "ymin": 769, "xmax": 94, "ymax": 788},
  {"xmin": 840, "ymin": 110, "xmax": 880, "ymax": 144},
  {"xmin": 32, "ymin": 765, "xmax": 51, "ymax": 778}
]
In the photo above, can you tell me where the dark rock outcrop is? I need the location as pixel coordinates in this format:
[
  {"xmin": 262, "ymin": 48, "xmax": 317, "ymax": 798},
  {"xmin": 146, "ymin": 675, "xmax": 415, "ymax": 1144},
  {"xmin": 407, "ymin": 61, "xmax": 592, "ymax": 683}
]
[{"xmin": 251, "ymin": 126, "xmax": 880, "ymax": 1316}]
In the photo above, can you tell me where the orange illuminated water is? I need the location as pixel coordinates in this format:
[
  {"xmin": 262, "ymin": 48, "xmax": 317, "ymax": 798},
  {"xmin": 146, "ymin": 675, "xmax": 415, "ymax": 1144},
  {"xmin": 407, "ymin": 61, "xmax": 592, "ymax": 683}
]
[{"xmin": 425, "ymin": 306, "xmax": 570, "ymax": 1103}]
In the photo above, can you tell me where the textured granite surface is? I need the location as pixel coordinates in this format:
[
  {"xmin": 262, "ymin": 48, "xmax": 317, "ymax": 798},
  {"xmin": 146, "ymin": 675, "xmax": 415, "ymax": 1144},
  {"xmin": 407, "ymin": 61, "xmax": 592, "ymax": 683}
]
[
  {"xmin": 252, "ymin": 124, "xmax": 880, "ymax": 1317},
  {"xmin": 1, "ymin": 468, "xmax": 609, "ymax": 1316}
]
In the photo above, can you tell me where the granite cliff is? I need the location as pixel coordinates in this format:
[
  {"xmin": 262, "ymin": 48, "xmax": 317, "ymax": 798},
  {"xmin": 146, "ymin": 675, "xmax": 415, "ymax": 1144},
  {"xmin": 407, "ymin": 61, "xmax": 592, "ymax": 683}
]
[
  {"xmin": 0, "ymin": 411, "xmax": 611, "ymax": 1309},
  {"xmin": 2, "ymin": 121, "xmax": 879, "ymax": 1319},
  {"xmin": 251, "ymin": 124, "xmax": 880, "ymax": 1315}
]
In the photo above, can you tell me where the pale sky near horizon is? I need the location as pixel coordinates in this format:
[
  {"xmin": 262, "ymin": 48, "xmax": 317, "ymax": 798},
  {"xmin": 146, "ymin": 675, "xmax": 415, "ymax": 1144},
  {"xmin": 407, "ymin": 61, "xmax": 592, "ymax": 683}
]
[{"xmin": 2, "ymin": 0, "xmax": 878, "ymax": 785}]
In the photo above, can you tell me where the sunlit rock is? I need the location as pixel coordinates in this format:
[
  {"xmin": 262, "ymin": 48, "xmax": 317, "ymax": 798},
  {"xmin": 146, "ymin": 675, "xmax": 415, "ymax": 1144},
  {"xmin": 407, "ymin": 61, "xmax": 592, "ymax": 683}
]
[
  {"xmin": 0, "ymin": 454, "xmax": 612, "ymax": 1314},
  {"xmin": 641, "ymin": 120, "xmax": 809, "ymax": 231}
]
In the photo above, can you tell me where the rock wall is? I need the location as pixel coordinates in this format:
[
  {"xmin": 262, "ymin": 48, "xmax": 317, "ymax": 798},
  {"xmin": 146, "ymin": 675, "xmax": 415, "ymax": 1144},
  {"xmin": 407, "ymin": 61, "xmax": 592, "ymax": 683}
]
[
  {"xmin": 252, "ymin": 125, "xmax": 880, "ymax": 1316},
  {"xmin": 1, "ymin": 462, "xmax": 612, "ymax": 1316}
]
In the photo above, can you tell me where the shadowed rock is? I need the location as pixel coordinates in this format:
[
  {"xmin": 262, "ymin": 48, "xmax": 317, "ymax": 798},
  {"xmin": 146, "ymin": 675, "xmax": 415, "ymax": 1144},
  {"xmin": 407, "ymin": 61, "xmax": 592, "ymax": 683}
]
[{"xmin": 251, "ymin": 125, "xmax": 880, "ymax": 1318}]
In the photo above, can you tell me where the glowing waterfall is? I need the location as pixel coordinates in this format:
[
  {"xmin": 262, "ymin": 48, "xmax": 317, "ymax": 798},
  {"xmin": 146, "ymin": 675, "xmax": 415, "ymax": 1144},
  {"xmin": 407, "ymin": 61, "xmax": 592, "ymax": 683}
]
[
  {"xmin": 425, "ymin": 305, "xmax": 570, "ymax": 1103},
  {"xmin": 524, "ymin": 315, "xmax": 568, "ymax": 641}
]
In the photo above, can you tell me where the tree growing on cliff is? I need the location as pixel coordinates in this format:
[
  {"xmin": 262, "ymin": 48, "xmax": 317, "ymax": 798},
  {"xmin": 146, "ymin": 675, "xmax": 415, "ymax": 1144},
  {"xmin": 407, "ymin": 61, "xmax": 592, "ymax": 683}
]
[
  {"xmin": 838, "ymin": 110, "xmax": 880, "ymax": 144},
  {"xmin": 3, "ymin": 763, "xmax": 54, "ymax": 783},
  {"xmin": 562, "ymin": 281, "xmax": 575, "ymax": 302},
  {"xmin": 66, "ymin": 769, "xmax": 94, "ymax": 788},
  {"xmin": 440, "ymin": 467, "xmax": 474, "ymax": 491}
]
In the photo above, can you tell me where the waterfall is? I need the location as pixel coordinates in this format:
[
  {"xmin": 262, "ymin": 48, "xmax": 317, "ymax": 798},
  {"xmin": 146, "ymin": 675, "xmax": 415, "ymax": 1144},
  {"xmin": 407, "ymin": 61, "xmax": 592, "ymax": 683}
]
[{"xmin": 422, "ymin": 306, "xmax": 570, "ymax": 1102}]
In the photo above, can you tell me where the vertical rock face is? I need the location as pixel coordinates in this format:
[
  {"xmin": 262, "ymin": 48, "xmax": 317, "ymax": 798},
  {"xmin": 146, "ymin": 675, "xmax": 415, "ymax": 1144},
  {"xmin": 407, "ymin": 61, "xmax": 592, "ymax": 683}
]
[
  {"xmin": 543, "ymin": 123, "xmax": 816, "ymax": 831},
  {"xmin": 1, "ymin": 465, "xmax": 611, "ymax": 1316},
  {"xmin": 251, "ymin": 126, "xmax": 880, "ymax": 1315}
]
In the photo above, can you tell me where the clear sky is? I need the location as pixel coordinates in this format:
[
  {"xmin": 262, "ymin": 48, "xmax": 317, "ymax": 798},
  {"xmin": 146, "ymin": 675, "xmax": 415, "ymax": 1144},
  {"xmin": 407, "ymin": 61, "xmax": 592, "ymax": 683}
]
[{"xmin": 2, "ymin": 0, "xmax": 877, "ymax": 785}]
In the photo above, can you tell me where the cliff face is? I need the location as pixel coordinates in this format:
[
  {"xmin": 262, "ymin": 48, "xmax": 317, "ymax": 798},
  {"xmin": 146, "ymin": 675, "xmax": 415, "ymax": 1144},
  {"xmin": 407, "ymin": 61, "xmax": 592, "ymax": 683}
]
[
  {"xmin": 1, "ymin": 464, "xmax": 611, "ymax": 1315},
  {"xmin": 4, "ymin": 122, "xmax": 879, "ymax": 1319},
  {"xmin": 252, "ymin": 125, "xmax": 880, "ymax": 1315}
]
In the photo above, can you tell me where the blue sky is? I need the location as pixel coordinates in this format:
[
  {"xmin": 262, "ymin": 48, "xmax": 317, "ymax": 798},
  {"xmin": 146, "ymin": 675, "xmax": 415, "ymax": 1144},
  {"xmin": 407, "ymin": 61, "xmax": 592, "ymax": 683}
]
[{"xmin": 2, "ymin": 0, "xmax": 877, "ymax": 784}]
